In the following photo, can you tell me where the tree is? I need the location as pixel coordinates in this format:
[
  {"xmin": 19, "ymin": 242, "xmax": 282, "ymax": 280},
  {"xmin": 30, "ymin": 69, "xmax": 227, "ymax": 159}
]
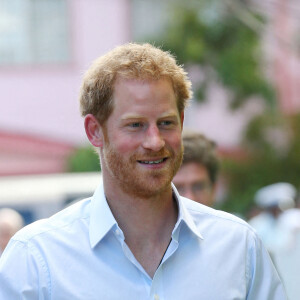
[
  {"xmin": 147, "ymin": 0, "xmax": 298, "ymax": 216},
  {"xmin": 67, "ymin": 145, "xmax": 100, "ymax": 173},
  {"xmin": 155, "ymin": 0, "xmax": 275, "ymax": 109},
  {"xmin": 220, "ymin": 113, "xmax": 300, "ymax": 216}
]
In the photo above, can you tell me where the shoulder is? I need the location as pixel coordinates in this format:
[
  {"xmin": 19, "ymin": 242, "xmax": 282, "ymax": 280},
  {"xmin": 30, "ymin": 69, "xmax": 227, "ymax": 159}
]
[
  {"xmin": 12, "ymin": 197, "xmax": 92, "ymax": 244},
  {"xmin": 181, "ymin": 196, "xmax": 256, "ymax": 235}
]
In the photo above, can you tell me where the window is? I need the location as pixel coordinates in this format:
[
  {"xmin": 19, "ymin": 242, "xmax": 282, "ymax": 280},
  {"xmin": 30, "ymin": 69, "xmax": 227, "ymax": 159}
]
[
  {"xmin": 130, "ymin": 0, "xmax": 172, "ymax": 41},
  {"xmin": 0, "ymin": 0, "xmax": 70, "ymax": 65}
]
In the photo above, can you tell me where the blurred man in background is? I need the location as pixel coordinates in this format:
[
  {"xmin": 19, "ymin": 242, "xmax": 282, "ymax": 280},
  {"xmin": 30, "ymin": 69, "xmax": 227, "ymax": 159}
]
[
  {"xmin": 248, "ymin": 182, "xmax": 299, "ymax": 300},
  {"xmin": 173, "ymin": 130, "xmax": 220, "ymax": 207},
  {"xmin": 0, "ymin": 208, "xmax": 24, "ymax": 256},
  {"xmin": 248, "ymin": 182, "xmax": 296, "ymax": 254},
  {"xmin": 274, "ymin": 193, "xmax": 300, "ymax": 300}
]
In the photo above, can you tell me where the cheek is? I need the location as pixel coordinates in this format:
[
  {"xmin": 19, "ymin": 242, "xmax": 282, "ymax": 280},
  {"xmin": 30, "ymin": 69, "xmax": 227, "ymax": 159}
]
[
  {"xmin": 166, "ymin": 132, "xmax": 182, "ymax": 150},
  {"xmin": 110, "ymin": 134, "xmax": 140, "ymax": 154}
]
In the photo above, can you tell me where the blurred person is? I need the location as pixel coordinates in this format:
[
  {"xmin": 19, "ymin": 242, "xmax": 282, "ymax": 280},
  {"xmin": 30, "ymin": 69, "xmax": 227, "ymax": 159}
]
[
  {"xmin": 280, "ymin": 191, "xmax": 300, "ymax": 221},
  {"xmin": 273, "ymin": 195, "xmax": 300, "ymax": 300},
  {"xmin": 248, "ymin": 182, "xmax": 296, "ymax": 254},
  {"xmin": 273, "ymin": 193, "xmax": 300, "ymax": 252},
  {"xmin": 173, "ymin": 130, "xmax": 220, "ymax": 206},
  {"xmin": 278, "ymin": 194, "xmax": 300, "ymax": 249},
  {"xmin": 248, "ymin": 183, "xmax": 300, "ymax": 300},
  {"xmin": 0, "ymin": 208, "xmax": 24, "ymax": 255},
  {"xmin": 0, "ymin": 43, "xmax": 286, "ymax": 299}
]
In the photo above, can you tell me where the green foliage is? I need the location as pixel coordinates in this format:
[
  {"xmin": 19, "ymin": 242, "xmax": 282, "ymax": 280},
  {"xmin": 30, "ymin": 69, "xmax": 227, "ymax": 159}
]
[
  {"xmin": 67, "ymin": 145, "xmax": 100, "ymax": 172},
  {"xmin": 153, "ymin": 0, "xmax": 275, "ymax": 109},
  {"xmin": 219, "ymin": 113, "xmax": 300, "ymax": 216}
]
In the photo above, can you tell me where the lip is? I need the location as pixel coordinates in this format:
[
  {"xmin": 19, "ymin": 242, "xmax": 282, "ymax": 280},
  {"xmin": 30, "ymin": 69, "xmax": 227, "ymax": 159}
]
[{"xmin": 137, "ymin": 157, "xmax": 168, "ymax": 168}]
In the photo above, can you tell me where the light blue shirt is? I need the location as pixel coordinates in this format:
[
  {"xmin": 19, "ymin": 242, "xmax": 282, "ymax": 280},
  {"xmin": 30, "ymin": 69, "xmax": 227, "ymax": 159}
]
[{"xmin": 0, "ymin": 183, "xmax": 286, "ymax": 299}]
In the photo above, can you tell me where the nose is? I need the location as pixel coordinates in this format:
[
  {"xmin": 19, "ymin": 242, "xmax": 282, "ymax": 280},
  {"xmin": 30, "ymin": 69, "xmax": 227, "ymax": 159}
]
[{"xmin": 142, "ymin": 125, "xmax": 165, "ymax": 151}]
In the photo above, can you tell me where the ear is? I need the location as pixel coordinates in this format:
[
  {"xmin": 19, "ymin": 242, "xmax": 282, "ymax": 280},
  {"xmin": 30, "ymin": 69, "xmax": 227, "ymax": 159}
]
[
  {"xmin": 180, "ymin": 111, "xmax": 184, "ymax": 129},
  {"xmin": 84, "ymin": 114, "xmax": 104, "ymax": 147}
]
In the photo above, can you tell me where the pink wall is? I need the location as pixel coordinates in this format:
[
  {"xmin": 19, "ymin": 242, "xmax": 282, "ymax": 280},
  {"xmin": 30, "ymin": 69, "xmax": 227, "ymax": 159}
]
[
  {"xmin": 1, "ymin": 0, "xmax": 299, "ymax": 151},
  {"xmin": 0, "ymin": 0, "xmax": 131, "ymax": 145},
  {"xmin": 272, "ymin": 0, "xmax": 300, "ymax": 114}
]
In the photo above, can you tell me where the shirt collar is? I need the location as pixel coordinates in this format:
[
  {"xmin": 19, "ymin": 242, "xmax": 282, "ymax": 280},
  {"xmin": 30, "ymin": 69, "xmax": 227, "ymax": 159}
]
[
  {"xmin": 89, "ymin": 182, "xmax": 203, "ymax": 248},
  {"xmin": 171, "ymin": 183, "xmax": 204, "ymax": 241},
  {"xmin": 89, "ymin": 183, "xmax": 117, "ymax": 248}
]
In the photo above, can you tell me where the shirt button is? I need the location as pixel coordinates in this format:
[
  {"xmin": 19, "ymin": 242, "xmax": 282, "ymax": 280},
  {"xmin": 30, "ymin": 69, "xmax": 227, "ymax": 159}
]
[
  {"xmin": 154, "ymin": 294, "xmax": 159, "ymax": 300},
  {"xmin": 115, "ymin": 229, "xmax": 121, "ymax": 236}
]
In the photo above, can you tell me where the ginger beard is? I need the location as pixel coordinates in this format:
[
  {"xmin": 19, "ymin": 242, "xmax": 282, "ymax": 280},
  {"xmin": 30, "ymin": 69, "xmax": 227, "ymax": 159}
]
[{"xmin": 101, "ymin": 133, "xmax": 183, "ymax": 198}]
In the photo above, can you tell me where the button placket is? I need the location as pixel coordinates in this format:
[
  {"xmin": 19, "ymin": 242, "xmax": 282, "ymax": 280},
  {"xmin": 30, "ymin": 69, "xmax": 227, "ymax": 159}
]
[{"xmin": 151, "ymin": 266, "xmax": 164, "ymax": 300}]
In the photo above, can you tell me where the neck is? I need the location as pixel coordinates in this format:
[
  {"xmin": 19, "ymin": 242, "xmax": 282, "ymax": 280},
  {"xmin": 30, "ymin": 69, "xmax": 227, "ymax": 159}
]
[
  {"xmin": 104, "ymin": 179, "xmax": 177, "ymax": 242},
  {"xmin": 103, "ymin": 173, "xmax": 178, "ymax": 278}
]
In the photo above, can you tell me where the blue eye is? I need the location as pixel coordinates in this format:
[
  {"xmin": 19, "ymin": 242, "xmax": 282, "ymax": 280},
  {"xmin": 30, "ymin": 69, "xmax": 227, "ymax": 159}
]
[
  {"xmin": 160, "ymin": 120, "xmax": 173, "ymax": 126},
  {"xmin": 162, "ymin": 121, "xmax": 171, "ymax": 125},
  {"xmin": 130, "ymin": 122, "xmax": 142, "ymax": 128}
]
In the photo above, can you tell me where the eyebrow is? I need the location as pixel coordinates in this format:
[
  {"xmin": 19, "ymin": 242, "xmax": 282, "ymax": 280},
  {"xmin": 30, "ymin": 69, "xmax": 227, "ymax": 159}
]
[{"xmin": 121, "ymin": 111, "xmax": 179, "ymax": 121}]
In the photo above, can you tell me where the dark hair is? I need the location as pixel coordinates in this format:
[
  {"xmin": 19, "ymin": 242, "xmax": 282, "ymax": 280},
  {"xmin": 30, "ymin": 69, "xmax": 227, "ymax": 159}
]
[{"xmin": 182, "ymin": 130, "xmax": 220, "ymax": 184}]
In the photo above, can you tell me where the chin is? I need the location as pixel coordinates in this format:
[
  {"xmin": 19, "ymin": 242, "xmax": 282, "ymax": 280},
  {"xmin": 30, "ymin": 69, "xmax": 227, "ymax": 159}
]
[{"xmin": 121, "ymin": 176, "xmax": 172, "ymax": 198}]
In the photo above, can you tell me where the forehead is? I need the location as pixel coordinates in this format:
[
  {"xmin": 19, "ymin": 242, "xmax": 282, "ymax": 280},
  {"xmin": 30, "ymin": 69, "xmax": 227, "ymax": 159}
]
[
  {"xmin": 173, "ymin": 162, "xmax": 209, "ymax": 183},
  {"xmin": 111, "ymin": 77, "xmax": 178, "ymax": 115},
  {"xmin": 113, "ymin": 76, "xmax": 174, "ymax": 96}
]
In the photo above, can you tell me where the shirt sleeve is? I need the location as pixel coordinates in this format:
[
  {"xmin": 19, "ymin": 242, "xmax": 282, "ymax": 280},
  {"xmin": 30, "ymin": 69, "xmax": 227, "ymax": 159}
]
[
  {"xmin": 246, "ymin": 231, "xmax": 288, "ymax": 300},
  {"xmin": 0, "ymin": 238, "xmax": 50, "ymax": 300}
]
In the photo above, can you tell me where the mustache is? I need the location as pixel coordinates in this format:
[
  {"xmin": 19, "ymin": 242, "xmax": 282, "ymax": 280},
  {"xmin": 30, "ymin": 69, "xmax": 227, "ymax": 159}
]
[{"xmin": 132, "ymin": 148, "xmax": 173, "ymax": 160}]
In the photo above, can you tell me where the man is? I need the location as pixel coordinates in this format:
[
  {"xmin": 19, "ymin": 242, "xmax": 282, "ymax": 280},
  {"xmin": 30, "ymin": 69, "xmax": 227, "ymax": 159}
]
[
  {"xmin": 248, "ymin": 182, "xmax": 296, "ymax": 254},
  {"xmin": 173, "ymin": 130, "xmax": 219, "ymax": 206},
  {"xmin": 248, "ymin": 182, "xmax": 297, "ymax": 300},
  {"xmin": 0, "ymin": 43, "xmax": 286, "ymax": 299}
]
